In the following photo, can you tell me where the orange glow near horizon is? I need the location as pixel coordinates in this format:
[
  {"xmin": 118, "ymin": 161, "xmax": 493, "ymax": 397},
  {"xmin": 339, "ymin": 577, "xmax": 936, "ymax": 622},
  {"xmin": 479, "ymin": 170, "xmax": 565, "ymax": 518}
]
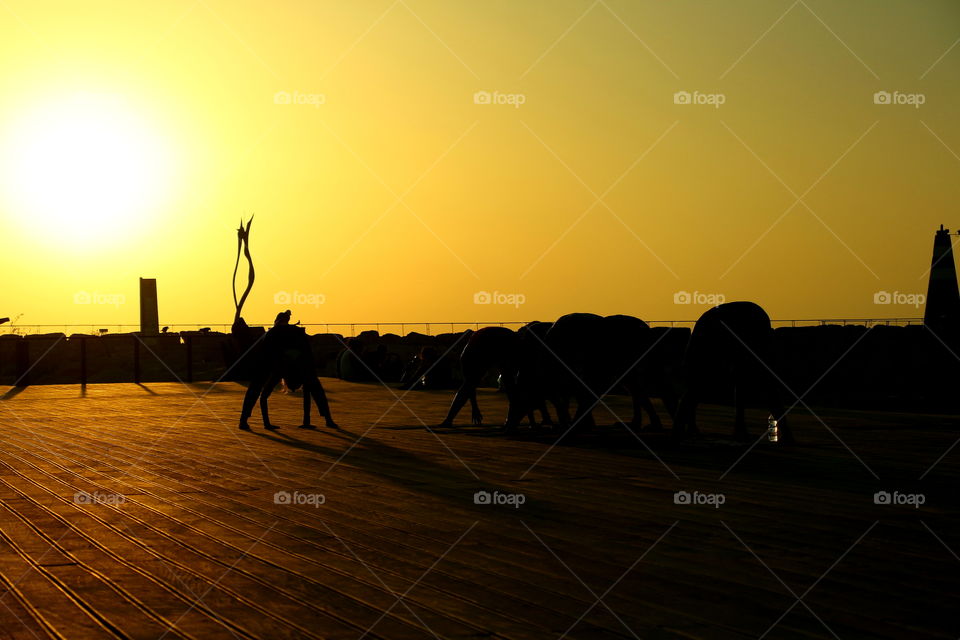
[{"xmin": 0, "ymin": 1, "xmax": 959, "ymax": 328}]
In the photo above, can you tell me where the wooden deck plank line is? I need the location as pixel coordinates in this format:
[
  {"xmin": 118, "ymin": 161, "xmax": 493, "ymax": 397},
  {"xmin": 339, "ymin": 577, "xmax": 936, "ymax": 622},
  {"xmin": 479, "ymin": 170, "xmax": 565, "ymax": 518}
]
[
  {"xmin": 0, "ymin": 381, "xmax": 956, "ymax": 640},
  {"xmin": 24, "ymin": 410, "xmax": 952, "ymax": 616},
  {"xmin": 0, "ymin": 463, "xmax": 411, "ymax": 640},
  {"xmin": 0, "ymin": 437, "xmax": 572, "ymax": 640}
]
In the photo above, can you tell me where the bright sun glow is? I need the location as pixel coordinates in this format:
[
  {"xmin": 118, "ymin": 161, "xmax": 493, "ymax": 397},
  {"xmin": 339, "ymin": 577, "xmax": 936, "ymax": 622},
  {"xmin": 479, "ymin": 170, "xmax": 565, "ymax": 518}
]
[{"xmin": 1, "ymin": 92, "xmax": 175, "ymax": 247}]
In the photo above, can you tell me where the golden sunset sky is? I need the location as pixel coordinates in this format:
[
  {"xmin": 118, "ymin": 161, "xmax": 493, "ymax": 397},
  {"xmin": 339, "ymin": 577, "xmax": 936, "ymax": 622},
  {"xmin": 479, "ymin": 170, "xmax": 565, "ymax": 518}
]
[{"xmin": 0, "ymin": 1, "xmax": 958, "ymax": 328}]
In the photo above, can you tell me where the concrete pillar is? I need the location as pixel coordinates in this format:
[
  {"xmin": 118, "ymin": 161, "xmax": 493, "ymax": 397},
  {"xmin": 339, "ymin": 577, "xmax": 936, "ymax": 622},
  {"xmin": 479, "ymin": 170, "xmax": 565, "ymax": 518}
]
[{"xmin": 140, "ymin": 278, "xmax": 159, "ymax": 336}]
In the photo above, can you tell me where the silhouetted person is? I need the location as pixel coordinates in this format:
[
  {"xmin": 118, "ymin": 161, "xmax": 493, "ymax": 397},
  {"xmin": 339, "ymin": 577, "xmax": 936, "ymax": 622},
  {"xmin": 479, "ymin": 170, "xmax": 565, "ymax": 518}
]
[
  {"xmin": 505, "ymin": 314, "xmax": 663, "ymax": 433},
  {"xmin": 672, "ymin": 301, "xmax": 794, "ymax": 444},
  {"xmin": 239, "ymin": 310, "xmax": 338, "ymax": 431},
  {"xmin": 438, "ymin": 327, "xmax": 552, "ymax": 428},
  {"xmin": 336, "ymin": 337, "xmax": 376, "ymax": 382},
  {"xmin": 399, "ymin": 346, "xmax": 457, "ymax": 390}
]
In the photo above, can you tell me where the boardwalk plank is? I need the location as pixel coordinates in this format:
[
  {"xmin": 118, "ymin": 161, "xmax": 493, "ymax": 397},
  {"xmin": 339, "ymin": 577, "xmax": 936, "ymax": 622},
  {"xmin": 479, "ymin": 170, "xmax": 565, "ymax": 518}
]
[{"xmin": 0, "ymin": 380, "xmax": 957, "ymax": 639}]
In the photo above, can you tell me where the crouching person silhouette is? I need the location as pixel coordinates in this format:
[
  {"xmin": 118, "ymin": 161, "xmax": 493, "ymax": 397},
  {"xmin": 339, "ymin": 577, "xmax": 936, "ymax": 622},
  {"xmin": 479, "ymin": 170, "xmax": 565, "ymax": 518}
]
[{"xmin": 239, "ymin": 310, "xmax": 338, "ymax": 431}]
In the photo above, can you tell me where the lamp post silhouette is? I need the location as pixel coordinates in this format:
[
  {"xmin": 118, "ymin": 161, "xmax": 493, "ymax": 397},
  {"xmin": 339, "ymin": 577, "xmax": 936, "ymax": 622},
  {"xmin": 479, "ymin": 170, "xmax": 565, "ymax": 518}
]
[{"xmin": 924, "ymin": 224, "xmax": 960, "ymax": 333}]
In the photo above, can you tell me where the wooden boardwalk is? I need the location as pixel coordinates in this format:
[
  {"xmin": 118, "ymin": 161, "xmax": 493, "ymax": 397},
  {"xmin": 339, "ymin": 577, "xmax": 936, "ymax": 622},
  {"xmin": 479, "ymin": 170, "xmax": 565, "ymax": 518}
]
[{"xmin": 0, "ymin": 380, "xmax": 956, "ymax": 639}]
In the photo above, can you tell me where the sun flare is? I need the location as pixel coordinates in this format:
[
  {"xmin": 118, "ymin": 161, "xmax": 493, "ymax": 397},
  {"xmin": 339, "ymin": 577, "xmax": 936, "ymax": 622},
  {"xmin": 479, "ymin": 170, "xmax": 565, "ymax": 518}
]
[{"xmin": 1, "ymin": 92, "xmax": 175, "ymax": 247}]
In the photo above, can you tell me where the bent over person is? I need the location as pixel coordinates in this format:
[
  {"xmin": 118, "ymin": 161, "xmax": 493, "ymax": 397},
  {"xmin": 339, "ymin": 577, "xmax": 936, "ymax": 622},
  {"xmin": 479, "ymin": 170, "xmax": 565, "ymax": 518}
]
[{"xmin": 239, "ymin": 310, "xmax": 338, "ymax": 431}]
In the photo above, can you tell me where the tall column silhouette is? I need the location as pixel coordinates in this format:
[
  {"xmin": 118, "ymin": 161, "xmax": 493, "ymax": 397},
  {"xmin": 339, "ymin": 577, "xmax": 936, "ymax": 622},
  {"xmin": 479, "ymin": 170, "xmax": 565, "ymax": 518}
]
[
  {"xmin": 923, "ymin": 225, "xmax": 960, "ymax": 332},
  {"xmin": 140, "ymin": 278, "xmax": 159, "ymax": 335}
]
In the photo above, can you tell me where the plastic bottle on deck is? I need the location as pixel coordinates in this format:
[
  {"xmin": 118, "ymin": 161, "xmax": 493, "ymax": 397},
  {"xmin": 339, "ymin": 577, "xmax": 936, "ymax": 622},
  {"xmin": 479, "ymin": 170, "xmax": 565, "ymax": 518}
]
[{"xmin": 767, "ymin": 415, "xmax": 779, "ymax": 443}]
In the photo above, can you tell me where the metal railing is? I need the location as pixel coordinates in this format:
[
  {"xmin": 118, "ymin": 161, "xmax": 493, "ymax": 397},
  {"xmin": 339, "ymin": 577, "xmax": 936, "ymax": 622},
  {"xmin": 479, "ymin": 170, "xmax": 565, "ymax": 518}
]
[
  {"xmin": 0, "ymin": 318, "xmax": 925, "ymax": 337},
  {"xmin": 0, "ymin": 322, "xmax": 530, "ymax": 337}
]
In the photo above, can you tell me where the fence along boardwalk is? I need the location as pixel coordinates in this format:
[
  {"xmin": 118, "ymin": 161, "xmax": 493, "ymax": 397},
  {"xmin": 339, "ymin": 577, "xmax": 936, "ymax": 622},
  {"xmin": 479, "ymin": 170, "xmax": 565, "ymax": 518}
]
[{"xmin": 0, "ymin": 379, "xmax": 956, "ymax": 639}]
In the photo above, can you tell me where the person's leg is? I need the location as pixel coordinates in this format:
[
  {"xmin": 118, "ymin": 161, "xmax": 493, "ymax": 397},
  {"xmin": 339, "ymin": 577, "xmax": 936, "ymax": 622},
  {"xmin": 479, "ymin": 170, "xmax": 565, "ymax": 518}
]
[
  {"xmin": 673, "ymin": 390, "xmax": 699, "ymax": 439},
  {"xmin": 537, "ymin": 400, "xmax": 553, "ymax": 426},
  {"xmin": 440, "ymin": 382, "xmax": 474, "ymax": 427},
  {"xmin": 638, "ymin": 396, "xmax": 663, "ymax": 431},
  {"xmin": 300, "ymin": 388, "xmax": 314, "ymax": 428},
  {"xmin": 239, "ymin": 376, "xmax": 264, "ymax": 430},
  {"xmin": 468, "ymin": 387, "xmax": 483, "ymax": 425},
  {"xmin": 305, "ymin": 375, "xmax": 337, "ymax": 428},
  {"xmin": 260, "ymin": 372, "xmax": 282, "ymax": 429},
  {"xmin": 571, "ymin": 389, "xmax": 597, "ymax": 431}
]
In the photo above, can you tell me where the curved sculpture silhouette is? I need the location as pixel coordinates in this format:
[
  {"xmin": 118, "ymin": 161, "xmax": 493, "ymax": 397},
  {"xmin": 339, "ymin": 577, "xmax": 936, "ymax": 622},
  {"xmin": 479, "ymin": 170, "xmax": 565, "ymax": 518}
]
[
  {"xmin": 438, "ymin": 326, "xmax": 552, "ymax": 427},
  {"xmin": 228, "ymin": 216, "xmax": 261, "ymax": 380},
  {"xmin": 505, "ymin": 314, "xmax": 663, "ymax": 432},
  {"xmin": 672, "ymin": 301, "xmax": 793, "ymax": 443},
  {"xmin": 232, "ymin": 216, "xmax": 254, "ymax": 330},
  {"xmin": 239, "ymin": 311, "xmax": 337, "ymax": 431}
]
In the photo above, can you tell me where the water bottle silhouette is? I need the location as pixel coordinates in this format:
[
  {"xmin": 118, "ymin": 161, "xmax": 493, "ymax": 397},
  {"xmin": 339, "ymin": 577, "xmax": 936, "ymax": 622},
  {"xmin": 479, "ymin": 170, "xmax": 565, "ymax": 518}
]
[{"xmin": 767, "ymin": 415, "xmax": 779, "ymax": 443}]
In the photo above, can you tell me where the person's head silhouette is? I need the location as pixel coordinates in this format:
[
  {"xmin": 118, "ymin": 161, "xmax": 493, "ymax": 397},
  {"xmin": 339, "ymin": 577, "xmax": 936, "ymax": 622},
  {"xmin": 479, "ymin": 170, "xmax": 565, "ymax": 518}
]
[{"xmin": 274, "ymin": 309, "xmax": 292, "ymax": 326}]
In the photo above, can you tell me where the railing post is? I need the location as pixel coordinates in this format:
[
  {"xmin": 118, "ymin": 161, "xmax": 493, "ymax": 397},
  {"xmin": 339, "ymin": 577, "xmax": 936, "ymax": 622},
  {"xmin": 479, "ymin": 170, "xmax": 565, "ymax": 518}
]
[
  {"xmin": 133, "ymin": 336, "xmax": 141, "ymax": 384},
  {"xmin": 15, "ymin": 339, "xmax": 29, "ymax": 386},
  {"xmin": 79, "ymin": 337, "xmax": 87, "ymax": 386},
  {"xmin": 186, "ymin": 335, "xmax": 193, "ymax": 383}
]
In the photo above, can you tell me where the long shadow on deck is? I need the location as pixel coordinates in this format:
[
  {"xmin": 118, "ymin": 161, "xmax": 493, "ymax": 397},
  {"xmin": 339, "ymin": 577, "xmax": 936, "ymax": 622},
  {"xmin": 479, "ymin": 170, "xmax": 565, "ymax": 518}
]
[
  {"xmin": 245, "ymin": 426, "xmax": 563, "ymax": 515},
  {"xmin": 0, "ymin": 385, "xmax": 28, "ymax": 400},
  {"xmin": 409, "ymin": 414, "xmax": 909, "ymax": 497}
]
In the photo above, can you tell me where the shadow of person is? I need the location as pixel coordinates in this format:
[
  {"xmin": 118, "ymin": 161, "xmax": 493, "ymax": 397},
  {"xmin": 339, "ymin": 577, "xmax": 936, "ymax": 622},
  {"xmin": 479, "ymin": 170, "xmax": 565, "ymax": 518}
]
[{"xmin": 247, "ymin": 424, "xmax": 526, "ymax": 510}]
